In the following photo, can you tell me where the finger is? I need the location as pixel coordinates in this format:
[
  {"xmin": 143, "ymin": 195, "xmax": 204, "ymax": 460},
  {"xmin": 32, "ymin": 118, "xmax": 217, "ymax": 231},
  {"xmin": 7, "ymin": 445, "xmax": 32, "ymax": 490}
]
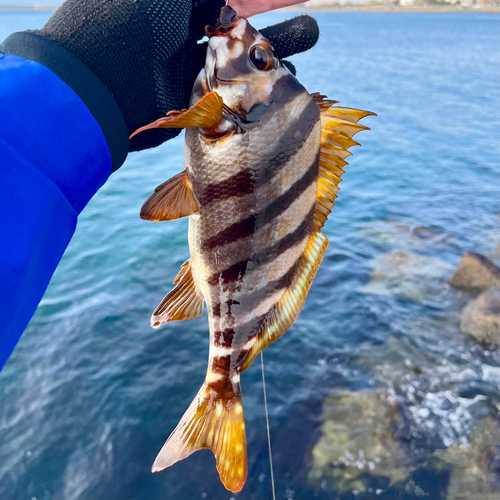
[
  {"xmin": 228, "ymin": 0, "xmax": 307, "ymax": 18},
  {"xmin": 260, "ymin": 15, "xmax": 319, "ymax": 60}
]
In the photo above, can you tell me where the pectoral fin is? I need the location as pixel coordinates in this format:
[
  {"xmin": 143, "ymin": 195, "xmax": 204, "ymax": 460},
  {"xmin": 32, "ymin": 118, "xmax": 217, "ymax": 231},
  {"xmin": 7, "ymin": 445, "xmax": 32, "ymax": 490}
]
[
  {"xmin": 239, "ymin": 231, "xmax": 329, "ymax": 372},
  {"xmin": 151, "ymin": 261, "xmax": 203, "ymax": 328},
  {"xmin": 141, "ymin": 171, "xmax": 199, "ymax": 222},
  {"xmin": 130, "ymin": 92, "xmax": 224, "ymax": 138}
]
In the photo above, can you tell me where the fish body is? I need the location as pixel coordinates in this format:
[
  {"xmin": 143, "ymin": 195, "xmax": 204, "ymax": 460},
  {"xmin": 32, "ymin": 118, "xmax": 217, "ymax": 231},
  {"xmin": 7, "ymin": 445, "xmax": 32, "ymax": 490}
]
[
  {"xmin": 131, "ymin": 6, "xmax": 374, "ymax": 493},
  {"xmin": 187, "ymin": 78, "xmax": 320, "ymax": 376}
]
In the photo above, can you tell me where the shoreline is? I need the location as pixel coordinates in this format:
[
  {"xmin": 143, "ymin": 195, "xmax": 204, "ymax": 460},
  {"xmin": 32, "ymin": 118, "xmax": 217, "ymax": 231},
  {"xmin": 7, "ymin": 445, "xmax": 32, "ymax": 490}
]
[
  {"xmin": 0, "ymin": 5, "xmax": 60, "ymax": 10},
  {"xmin": 282, "ymin": 4, "xmax": 500, "ymax": 13},
  {"xmin": 0, "ymin": 4, "xmax": 499, "ymax": 13}
]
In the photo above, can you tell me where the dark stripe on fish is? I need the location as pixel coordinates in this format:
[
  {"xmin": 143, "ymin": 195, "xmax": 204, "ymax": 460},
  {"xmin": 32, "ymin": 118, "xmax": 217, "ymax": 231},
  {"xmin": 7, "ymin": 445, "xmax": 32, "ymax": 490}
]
[
  {"xmin": 194, "ymin": 97, "xmax": 319, "ymax": 205},
  {"xmin": 212, "ymin": 302, "xmax": 221, "ymax": 317},
  {"xmin": 269, "ymin": 73, "xmax": 308, "ymax": 106},
  {"xmin": 214, "ymin": 328, "xmax": 235, "ymax": 349},
  {"xmin": 211, "ymin": 262, "xmax": 297, "ymax": 326},
  {"xmin": 206, "ymin": 374, "xmax": 238, "ymax": 397},
  {"xmin": 211, "ymin": 353, "xmax": 231, "ymax": 372},
  {"xmin": 195, "ymin": 168, "xmax": 255, "ymax": 206},
  {"xmin": 208, "ymin": 206, "xmax": 315, "ymax": 287},
  {"xmin": 213, "ymin": 310, "xmax": 270, "ymax": 347},
  {"xmin": 243, "ymin": 258, "xmax": 299, "ymax": 306},
  {"xmin": 202, "ymin": 157, "xmax": 318, "ymax": 250},
  {"xmin": 211, "ymin": 296, "xmax": 239, "ymax": 317}
]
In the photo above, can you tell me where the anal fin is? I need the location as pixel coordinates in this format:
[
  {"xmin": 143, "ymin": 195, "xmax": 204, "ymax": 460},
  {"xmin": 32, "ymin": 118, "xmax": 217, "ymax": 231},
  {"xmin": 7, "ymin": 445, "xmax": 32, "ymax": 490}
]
[
  {"xmin": 151, "ymin": 260, "xmax": 203, "ymax": 328},
  {"xmin": 141, "ymin": 170, "xmax": 199, "ymax": 222},
  {"xmin": 239, "ymin": 231, "xmax": 329, "ymax": 372}
]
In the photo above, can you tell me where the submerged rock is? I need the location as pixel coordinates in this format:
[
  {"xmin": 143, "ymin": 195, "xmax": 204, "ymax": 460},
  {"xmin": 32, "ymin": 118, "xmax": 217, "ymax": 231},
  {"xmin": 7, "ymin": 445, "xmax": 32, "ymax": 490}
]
[
  {"xmin": 365, "ymin": 251, "xmax": 453, "ymax": 303},
  {"xmin": 460, "ymin": 288, "xmax": 500, "ymax": 345},
  {"xmin": 309, "ymin": 390, "xmax": 410, "ymax": 493},
  {"xmin": 434, "ymin": 417, "xmax": 500, "ymax": 500},
  {"xmin": 361, "ymin": 220, "xmax": 449, "ymax": 248},
  {"xmin": 448, "ymin": 252, "xmax": 500, "ymax": 291}
]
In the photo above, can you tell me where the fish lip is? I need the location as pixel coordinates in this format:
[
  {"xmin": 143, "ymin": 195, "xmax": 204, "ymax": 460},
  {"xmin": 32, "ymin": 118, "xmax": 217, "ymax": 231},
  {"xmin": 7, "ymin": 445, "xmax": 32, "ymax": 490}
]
[
  {"xmin": 215, "ymin": 76, "xmax": 245, "ymax": 85},
  {"xmin": 206, "ymin": 47, "xmax": 245, "ymax": 89}
]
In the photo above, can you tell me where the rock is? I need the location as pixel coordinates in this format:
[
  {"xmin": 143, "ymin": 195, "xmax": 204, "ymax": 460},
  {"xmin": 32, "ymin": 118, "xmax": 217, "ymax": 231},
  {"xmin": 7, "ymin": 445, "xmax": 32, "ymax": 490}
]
[
  {"xmin": 460, "ymin": 288, "xmax": 500, "ymax": 345},
  {"xmin": 448, "ymin": 252, "xmax": 500, "ymax": 291},
  {"xmin": 365, "ymin": 251, "xmax": 453, "ymax": 303},
  {"xmin": 309, "ymin": 390, "xmax": 410, "ymax": 493},
  {"xmin": 361, "ymin": 220, "xmax": 450, "ymax": 248},
  {"xmin": 434, "ymin": 417, "xmax": 500, "ymax": 500}
]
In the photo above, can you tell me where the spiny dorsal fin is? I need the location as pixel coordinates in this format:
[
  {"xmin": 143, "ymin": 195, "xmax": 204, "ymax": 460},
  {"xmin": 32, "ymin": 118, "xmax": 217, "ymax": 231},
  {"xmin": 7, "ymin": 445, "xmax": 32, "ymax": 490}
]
[
  {"xmin": 151, "ymin": 260, "xmax": 203, "ymax": 328},
  {"xmin": 313, "ymin": 95, "xmax": 376, "ymax": 232},
  {"xmin": 239, "ymin": 231, "xmax": 329, "ymax": 372},
  {"xmin": 130, "ymin": 91, "xmax": 224, "ymax": 138},
  {"xmin": 321, "ymin": 105, "xmax": 376, "ymax": 123},
  {"xmin": 140, "ymin": 170, "xmax": 199, "ymax": 222},
  {"xmin": 310, "ymin": 92, "xmax": 339, "ymax": 110}
]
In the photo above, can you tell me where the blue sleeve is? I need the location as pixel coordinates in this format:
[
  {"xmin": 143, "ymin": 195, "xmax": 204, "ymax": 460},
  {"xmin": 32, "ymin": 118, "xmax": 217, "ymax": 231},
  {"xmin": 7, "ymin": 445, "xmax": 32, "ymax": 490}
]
[{"xmin": 0, "ymin": 53, "xmax": 113, "ymax": 370}]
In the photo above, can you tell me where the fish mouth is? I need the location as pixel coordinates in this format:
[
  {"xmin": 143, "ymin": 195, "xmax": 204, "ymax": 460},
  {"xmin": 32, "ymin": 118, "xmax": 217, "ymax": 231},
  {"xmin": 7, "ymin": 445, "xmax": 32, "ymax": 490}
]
[
  {"xmin": 206, "ymin": 45, "xmax": 245, "ymax": 91},
  {"xmin": 205, "ymin": 5, "xmax": 240, "ymax": 38}
]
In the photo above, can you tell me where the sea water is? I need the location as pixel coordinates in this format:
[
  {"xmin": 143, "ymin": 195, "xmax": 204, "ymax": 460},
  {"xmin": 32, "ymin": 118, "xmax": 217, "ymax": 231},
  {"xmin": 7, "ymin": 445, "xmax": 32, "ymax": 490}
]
[{"xmin": 0, "ymin": 10, "xmax": 499, "ymax": 500}]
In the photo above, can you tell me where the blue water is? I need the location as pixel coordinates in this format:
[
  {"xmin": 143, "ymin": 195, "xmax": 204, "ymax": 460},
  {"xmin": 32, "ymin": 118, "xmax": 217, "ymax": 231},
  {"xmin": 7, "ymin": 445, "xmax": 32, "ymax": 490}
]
[{"xmin": 1, "ymin": 10, "xmax": 499, "ymax": 500}]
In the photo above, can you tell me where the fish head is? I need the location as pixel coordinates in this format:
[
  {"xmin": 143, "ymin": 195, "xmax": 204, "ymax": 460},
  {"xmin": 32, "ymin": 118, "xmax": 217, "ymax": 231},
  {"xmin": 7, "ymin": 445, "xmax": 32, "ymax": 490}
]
[{"xmin": 203, "ymin": 6, "xmax": 289, "ymax": 121}]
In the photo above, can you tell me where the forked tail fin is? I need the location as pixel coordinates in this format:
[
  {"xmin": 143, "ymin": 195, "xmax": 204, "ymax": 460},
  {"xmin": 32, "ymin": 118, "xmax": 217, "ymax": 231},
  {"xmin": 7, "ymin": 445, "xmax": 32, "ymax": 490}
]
[{"xmin": 152, "ymin": 379, "xmax": 247, "ymax": 492}]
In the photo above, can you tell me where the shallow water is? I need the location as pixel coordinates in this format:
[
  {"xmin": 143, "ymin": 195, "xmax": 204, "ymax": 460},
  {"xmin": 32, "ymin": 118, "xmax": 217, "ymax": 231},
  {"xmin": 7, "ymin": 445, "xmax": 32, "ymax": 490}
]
[{"xmin": 1, "ymin": 10, "xmax": 499, "ymax": 500}]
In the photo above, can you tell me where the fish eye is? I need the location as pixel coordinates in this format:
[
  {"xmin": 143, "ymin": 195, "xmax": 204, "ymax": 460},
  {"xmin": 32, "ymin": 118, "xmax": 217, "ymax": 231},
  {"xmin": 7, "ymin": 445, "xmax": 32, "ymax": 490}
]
[{"xmin": 249, "ymin": 44, "xmax": 275, "ymax": 72}]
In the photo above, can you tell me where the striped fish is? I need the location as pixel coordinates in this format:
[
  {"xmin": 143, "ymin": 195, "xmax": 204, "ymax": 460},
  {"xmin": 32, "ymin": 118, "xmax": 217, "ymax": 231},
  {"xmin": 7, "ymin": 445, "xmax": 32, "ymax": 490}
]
[{"xmin": 131, "ymin": 5, "xmax": 374, "ymax": 493}]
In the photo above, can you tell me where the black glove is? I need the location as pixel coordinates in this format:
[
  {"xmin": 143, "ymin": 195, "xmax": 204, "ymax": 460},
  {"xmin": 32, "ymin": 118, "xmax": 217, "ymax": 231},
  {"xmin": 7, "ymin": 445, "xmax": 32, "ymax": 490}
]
[{"xmin": 1, "ymin": 0, "xmax": 319, "ymax": 171}]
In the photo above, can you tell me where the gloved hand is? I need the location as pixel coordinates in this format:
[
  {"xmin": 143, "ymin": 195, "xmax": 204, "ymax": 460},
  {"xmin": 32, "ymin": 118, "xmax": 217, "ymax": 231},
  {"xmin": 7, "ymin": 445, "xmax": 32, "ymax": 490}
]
[{"xmin": 2, "ymin": 0, "xmax": 319, "ymax": 165}]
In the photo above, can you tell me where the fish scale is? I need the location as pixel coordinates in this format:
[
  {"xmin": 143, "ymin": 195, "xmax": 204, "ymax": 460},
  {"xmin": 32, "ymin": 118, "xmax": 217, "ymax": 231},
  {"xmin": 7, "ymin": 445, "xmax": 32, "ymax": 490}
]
[{"xmin": 130, "ymin": 5, "xmax": 374, "ymax": 493}]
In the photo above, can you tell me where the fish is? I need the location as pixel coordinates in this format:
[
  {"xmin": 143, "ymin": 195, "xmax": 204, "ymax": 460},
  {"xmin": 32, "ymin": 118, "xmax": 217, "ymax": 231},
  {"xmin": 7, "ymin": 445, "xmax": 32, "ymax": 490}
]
[{"xmin": 130, "ymin": 5, "xmax": 374, "ymax": 493}]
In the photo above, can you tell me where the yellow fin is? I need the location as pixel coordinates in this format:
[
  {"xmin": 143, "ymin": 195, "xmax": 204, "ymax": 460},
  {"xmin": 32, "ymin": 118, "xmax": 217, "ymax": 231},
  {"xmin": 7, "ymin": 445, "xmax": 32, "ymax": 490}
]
[
  {"xmin": 321, "ymin": 115, "xmax": 370, "ymax": 139},
  {"xmin": 321, "ymin": 106, "xmax": 376, "ymax": 123},
  {"xmin": 140, "ymin": 171, "xmax": 199, "ymax": 222},
  {"xmin": 240, "ymin": 231, "xmax": 329, "ymax": 372},
  {"xmin": 150, "ymin": 261, "xmax": 203, "ymax": 328},
  {"xmin": 313, "ymin": 96, "xmax": 375, "ymax": 232},
  {"xmin": 310, "ymin": 92, "xmax": 339, "ymax": 109},
  {"xmin": 130, "ymin": 91, "xmax": 224, "ymax": 138},
  {"xmin": 152, "ymin": 380, "xmax": 247, "ymax": 493}
]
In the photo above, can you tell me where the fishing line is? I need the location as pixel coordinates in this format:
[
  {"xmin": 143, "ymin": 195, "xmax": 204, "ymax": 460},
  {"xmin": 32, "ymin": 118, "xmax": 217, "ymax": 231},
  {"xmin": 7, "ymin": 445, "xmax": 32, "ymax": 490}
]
[{"xmin": 260, "ymin": 352, "xmax": 276, "ymax": 500}]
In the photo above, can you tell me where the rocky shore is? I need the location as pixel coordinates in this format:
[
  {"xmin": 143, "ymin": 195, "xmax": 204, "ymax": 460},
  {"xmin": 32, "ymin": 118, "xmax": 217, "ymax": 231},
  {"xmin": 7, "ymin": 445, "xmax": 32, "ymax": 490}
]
[
  {"xmin": 308, "ymin": 221, "xmax": 500, "ymax": 497},
  {"xmin": 449, "ymin": 252, "xmax": 500, "ymax": 345}
]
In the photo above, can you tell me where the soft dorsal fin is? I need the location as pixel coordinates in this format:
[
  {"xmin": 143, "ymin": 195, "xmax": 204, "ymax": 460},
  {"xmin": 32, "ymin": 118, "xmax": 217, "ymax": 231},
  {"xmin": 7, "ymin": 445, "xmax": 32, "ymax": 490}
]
[
  {"xmin": 312, "ymin": 94, "xmax": 376, "ymax": 232},
  {"xmin": 141, "ymin": 170, "xmax": 199, "ymax": 222},
  {"xmin": 151, "ymin": 261, "xmax": 204, "ymax": 328},
  {"xmin": 130, "ymin": 91, "xmax": 224, "ymax": 138},
  {"xmin": 239, "ymin": 231, "xmax": 329, "ymax": 372}
]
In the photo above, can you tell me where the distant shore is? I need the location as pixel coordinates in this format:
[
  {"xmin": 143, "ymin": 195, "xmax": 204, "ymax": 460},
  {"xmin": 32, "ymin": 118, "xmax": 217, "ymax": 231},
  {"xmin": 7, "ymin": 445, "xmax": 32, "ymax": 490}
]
[
  {"xmin": 1, "ymin": 3, "xmax": 499, "ymax": 13},
  {"xmin": 283, "ymin": 3, "xmax": 500, "ymax": 13}
]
